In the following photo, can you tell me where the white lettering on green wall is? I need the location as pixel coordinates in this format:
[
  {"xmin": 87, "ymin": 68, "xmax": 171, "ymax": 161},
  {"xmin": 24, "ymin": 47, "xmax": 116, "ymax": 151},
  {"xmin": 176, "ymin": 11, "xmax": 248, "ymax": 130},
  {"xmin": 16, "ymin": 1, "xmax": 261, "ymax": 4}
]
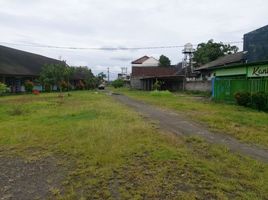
[{"xmin": 248, "ymin": 65, "xmax": 268, "ymax": 77}]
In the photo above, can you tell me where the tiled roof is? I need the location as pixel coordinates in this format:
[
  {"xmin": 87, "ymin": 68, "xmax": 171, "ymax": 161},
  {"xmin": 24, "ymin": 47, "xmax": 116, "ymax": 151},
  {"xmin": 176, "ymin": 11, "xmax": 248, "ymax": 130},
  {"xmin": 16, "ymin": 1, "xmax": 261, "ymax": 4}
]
[
  {"xmin": 131, "ymin": 56, "xmax": 150, "ymax": 64},
  {"xmin": 195, "ymin": 51, "xmax": 246, "ymax": 71},
  {"xmin": 0, "ymin": 45, "xmax": 63, "ymax": 76},
  {"xmin": 132, "ymin": 67, "xmax": 178, "ymax": 78}
]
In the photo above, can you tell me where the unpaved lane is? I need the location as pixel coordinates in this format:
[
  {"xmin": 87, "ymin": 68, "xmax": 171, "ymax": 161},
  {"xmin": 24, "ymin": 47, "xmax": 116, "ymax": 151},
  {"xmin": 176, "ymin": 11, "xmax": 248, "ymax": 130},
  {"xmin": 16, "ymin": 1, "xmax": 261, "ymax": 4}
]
[{"xmin": 113, "ymin": 94, "xmax": 268, "ymax": 163}]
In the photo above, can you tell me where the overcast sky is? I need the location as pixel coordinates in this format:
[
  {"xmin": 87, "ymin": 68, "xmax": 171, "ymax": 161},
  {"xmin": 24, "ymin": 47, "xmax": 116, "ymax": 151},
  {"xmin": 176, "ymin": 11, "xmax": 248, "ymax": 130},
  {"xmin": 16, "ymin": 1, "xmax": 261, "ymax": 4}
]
[{"xmin": 0, "ymin": 0, "xmax": 267, "ymax": 79}]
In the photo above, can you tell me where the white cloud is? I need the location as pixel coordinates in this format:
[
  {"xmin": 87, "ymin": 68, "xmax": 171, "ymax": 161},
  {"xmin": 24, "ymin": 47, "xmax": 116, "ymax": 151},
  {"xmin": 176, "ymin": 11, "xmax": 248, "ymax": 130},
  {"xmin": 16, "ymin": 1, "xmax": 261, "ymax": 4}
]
[{"xmin": 0, "ymin": 0, "xmax": 267, "ymax": 79}]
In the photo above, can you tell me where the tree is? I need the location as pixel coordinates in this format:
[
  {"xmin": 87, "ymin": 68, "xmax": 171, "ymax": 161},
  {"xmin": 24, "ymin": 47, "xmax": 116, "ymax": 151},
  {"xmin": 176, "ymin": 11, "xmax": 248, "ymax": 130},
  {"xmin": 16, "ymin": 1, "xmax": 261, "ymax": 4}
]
[
  {"xmin": 193, "ymin": 39, "xmax": 239, "ymax": 67},
  {"xmin": 98, "ymin": 72, "xmax": 106, "ymax": 80},
  {"xmin": 159, "ymin": 55, "xmax": 171, "ymax": 67},
  {"xmin": 39, "ymin": 63, "xmax": 69, "ymax": 92}
]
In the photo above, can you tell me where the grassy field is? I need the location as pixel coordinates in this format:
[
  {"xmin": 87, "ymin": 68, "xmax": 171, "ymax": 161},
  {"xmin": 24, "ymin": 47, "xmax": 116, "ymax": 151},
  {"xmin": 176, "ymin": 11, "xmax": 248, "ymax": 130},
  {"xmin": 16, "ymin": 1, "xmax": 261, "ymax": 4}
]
[
  {"xmin": 111, "ymin": 88, "xmax": 268, "ymax": 148},
  {"xmin": 0, "ymin": 91, "xmax": 268, "ymax": 199}
]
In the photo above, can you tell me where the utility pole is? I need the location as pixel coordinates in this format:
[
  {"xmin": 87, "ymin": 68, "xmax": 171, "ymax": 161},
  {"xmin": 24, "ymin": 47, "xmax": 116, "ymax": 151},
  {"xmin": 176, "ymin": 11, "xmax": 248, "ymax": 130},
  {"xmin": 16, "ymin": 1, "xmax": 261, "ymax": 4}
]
[{"xmin": 107, "ymin": 67, "xmax": 110, "ymax": 84}]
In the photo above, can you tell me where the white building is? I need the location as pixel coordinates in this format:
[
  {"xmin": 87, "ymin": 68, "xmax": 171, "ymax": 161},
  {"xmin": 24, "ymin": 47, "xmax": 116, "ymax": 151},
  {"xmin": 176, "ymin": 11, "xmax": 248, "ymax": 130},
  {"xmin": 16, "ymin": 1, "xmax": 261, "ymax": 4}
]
[{"xmin": 131, "ymin": 56, "xmax": 159, "ymax": 67}]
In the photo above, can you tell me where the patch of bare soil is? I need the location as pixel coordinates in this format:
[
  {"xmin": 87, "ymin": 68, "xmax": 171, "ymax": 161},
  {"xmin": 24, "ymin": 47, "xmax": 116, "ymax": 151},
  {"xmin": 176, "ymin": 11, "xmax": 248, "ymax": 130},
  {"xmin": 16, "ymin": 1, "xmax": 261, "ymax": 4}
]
[{"xmin": 0, "ymin": 156, "xmax": 65, "ymax": 200}]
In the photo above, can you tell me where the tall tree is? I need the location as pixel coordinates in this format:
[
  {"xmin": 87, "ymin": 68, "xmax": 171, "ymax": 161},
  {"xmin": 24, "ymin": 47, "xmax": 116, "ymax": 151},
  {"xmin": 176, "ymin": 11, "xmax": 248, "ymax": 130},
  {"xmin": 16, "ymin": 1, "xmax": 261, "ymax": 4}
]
[
  {"xmin": 193, "ymin": 39, "xmax": 239, "ymax": 67},
  {"xmin": 159, "ymin": 55, "xmax": 171, "ymax": 67}
]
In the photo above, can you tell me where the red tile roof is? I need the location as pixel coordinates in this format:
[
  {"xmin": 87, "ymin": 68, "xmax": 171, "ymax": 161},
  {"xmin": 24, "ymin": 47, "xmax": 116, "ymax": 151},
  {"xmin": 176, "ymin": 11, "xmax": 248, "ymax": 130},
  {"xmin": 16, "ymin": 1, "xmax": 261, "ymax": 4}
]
[{"xmin": 132, "ymin": 67, "xmax": 178, "ymax": 78}]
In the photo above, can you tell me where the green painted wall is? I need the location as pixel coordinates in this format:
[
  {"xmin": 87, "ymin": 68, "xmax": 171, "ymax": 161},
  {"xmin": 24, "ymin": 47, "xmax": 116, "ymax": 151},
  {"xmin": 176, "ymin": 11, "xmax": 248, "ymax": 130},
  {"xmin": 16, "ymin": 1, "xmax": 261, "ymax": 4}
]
[
  {"xmin": 248, "ymin": 64, "xmax": 268, "ymax": 77},
  {"xmin": 214, "ymin": 67, "xmax": 246, "ymax": 77}
]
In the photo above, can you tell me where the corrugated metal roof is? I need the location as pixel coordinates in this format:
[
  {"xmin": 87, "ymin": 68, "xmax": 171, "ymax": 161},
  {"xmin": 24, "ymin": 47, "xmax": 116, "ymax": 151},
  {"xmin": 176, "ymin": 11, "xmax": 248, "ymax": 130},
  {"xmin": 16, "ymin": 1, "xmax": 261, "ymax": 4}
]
[
  {"xmin": 0, "ymin": 45, "xmax": 63, "ymax": 76},
  {"xmin": 195, "ymin": 51, "xmax": 246, "ymax": 71}
]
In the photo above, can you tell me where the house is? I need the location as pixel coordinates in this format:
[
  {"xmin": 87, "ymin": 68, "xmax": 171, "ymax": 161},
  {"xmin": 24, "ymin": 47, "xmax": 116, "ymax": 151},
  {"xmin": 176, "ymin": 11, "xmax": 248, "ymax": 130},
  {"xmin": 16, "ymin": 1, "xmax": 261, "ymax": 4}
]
[
  {"xmin": 212, "ymin": 60, "xmax": 268, "ymax": 101},
  {"xmin": 0, "ymin": 45, "xmax": 63, "ymax": 92},
  {"xmin": 131, "ymin": 56, "xmax": 159, "ymax": 67},
  {"xmin": 195, "ymin": 51, "xmax": 247, "ymax": 80},
  {"xmin": 244, "ymin": 24, "xmax": 268, "ymax": 62},
  {"xmin": 131, "ymin": 66, "xmax": 185, "ymax": 91},
  {"xmin": 130, "ymin": 56, "xmax": 186, "ymax": 91}
]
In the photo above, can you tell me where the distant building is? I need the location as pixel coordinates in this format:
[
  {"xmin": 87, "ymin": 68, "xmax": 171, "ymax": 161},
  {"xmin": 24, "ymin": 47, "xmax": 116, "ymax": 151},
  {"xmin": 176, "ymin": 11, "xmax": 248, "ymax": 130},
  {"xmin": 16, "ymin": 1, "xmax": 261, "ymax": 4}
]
[
  {"xmin": 131, "ymin": 56, "xmax": 159, "ymax": 67},
  {"xmin": 130, "ymin": 56, "xmax": 187, "ymax": 91},
  {"xmin": 244, "ymin": 25, "xmax": 268, "ymax": 62}
]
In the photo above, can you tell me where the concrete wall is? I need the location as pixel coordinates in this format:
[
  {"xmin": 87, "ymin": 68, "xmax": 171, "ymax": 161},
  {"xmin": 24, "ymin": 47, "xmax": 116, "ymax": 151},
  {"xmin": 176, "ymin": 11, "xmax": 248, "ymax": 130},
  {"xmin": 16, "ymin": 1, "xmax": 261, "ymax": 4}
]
[
  {"xmin": 185, "ymin": 81, "xmax": 211, "ymax": 92},
  {"xmin": 130, "ymin": 78, "xmax": 142, "ymax": 89}
]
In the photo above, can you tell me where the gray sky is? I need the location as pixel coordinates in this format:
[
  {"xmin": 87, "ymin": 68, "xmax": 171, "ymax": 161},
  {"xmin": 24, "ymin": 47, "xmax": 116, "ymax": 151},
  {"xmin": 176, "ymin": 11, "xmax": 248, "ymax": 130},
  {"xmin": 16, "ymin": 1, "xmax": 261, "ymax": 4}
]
[{"xmin": 0, "ymin": 0, "xmax": 267, "ymax": 79}]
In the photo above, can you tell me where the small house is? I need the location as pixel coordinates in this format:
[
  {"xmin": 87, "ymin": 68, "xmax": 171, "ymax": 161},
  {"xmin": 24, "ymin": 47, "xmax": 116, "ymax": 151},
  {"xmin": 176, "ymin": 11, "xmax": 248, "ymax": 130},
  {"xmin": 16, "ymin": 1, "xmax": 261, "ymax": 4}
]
[{"xmin": 212, "ymin": 61, "xmax": 268, "ymax": 101}]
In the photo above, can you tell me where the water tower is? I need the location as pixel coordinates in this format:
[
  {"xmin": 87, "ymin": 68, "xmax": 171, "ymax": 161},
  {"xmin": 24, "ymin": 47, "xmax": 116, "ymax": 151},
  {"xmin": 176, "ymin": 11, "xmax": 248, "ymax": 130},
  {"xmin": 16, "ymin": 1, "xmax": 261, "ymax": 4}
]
[{"xmin": 182, "ymin": 43, "xmax": 195, "ymax": 73}]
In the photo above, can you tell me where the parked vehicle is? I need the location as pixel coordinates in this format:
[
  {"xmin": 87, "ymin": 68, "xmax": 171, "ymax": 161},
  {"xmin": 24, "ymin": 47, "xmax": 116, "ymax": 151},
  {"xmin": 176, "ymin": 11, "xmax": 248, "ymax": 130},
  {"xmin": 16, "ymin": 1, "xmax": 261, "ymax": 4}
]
[{"xmin": 98, "ymin": 84, "xmax": 105, "ymax": 90}]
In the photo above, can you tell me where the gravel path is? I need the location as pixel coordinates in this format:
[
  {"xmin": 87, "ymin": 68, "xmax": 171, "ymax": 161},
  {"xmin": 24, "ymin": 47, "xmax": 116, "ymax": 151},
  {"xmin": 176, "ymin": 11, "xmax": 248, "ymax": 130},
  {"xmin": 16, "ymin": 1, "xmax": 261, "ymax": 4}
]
[{"xmin": 112, "ymin": 93, "xmax": 268, "ymax": 163}]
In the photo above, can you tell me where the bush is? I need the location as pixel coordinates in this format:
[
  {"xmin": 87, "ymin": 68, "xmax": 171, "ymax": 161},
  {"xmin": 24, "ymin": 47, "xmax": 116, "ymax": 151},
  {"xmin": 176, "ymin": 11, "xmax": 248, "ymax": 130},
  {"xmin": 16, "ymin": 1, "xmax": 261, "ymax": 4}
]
[
  {"xmin": 24, "ymin": 80, "xmax": 34, "ymax": 93},
  {"xmin": 112, "ymin": 79, "xmax": 124, "ymax": 88},
  {"xmin": 152, "ymin": 80, "xmax": 165, "ymax": 91},
  {"xmin": 234, "ymin": 92, "xmax": 251, "ymax": 107},
  {"xmin": 251, "ymin": 92, "xmax": 268, "ymax": 111},
  {"xmin": 60, "ymin": 80, "xmax": 68, "ymax": 91},
  {"xmin": 0, "ymin": 82, "xmax": 7, "ymax": 95}
]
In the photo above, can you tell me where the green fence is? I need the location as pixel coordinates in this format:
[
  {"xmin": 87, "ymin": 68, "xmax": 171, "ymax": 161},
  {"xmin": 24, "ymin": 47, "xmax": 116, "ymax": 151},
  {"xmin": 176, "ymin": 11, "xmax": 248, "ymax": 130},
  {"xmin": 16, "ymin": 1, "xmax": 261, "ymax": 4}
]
[{"xmin": 213, "ymin": 77, "xmax": 268, "ymax": 101}]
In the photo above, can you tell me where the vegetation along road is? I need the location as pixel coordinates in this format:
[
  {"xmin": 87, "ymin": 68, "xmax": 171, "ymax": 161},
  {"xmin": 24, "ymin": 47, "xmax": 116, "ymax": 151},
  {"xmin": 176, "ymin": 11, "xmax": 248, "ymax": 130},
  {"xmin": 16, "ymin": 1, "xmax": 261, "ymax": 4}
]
[{"xmin": 0, "ymin": 91, "xmax": 268, "ymax": 199}]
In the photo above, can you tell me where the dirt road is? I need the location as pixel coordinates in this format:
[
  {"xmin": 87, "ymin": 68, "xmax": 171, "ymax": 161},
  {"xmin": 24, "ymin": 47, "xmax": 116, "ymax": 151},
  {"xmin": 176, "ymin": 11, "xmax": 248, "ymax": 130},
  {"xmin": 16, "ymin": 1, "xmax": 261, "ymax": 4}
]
[{"xmin": 112, "ymin": 93, "xmax": 268, "ymax": 163}]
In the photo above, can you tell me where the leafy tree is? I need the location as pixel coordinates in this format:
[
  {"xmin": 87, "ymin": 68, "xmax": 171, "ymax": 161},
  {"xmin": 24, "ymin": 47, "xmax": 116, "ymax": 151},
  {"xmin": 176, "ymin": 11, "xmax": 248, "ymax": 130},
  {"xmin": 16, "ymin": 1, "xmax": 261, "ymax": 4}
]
[
  {"xmin": 159, "ymin": 55, "xmax": 171, "ymax": 67},
  {"xmin": 98, "ymin": 72, "xmax": 106, "ymax": 80},
  {"xmin": 70, "ymin": 66, "xmax": 99, "ymax": 90},
  {"xmin": 193, "ymin": 39, "xmax": 239, "ymax": 67},
  {"xmin": 39, "ymin": 63, "xmax": 69, "ymax": 92}
]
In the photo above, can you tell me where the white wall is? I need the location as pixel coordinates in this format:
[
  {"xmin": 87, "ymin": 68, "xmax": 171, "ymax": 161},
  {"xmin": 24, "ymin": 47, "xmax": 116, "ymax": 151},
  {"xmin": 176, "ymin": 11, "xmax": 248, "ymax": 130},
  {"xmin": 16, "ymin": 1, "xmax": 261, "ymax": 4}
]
[{"xmin": 132, "ymin": 57, "xmax": 159, "ymax": 67}]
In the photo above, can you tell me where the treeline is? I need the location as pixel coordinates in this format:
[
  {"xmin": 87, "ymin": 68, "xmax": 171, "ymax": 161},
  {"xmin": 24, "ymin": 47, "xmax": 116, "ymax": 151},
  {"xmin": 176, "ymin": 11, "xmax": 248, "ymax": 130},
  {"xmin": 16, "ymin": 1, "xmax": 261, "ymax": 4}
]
[{"xmin": 39, "ymin": 63, "xmax": 104, "ymax": 92}]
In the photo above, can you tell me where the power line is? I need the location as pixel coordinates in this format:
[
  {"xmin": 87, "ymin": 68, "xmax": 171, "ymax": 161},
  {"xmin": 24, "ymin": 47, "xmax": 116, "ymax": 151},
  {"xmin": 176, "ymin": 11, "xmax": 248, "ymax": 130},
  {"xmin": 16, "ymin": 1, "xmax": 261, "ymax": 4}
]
[{"xmin": 0, "ymin": 41, "xmax": 244, "ymax": 51}]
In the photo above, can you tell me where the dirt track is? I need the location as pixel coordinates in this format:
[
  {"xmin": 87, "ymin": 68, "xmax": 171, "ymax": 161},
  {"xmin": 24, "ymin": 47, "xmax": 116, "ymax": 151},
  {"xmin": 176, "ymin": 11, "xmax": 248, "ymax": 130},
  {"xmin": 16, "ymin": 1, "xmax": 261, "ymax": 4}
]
[{"xmin": 112, "ymin": 93, "xmax": 268, "ymax": 163}]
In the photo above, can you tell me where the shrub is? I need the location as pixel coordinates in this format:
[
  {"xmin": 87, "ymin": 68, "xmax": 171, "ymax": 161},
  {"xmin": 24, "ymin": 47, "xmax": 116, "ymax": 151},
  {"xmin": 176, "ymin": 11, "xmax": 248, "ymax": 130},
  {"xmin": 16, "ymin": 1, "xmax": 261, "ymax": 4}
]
[
  {"xmin": 9, "ymin": 106, "xmax": 25, "ymax": 116},
  {"xmin": 24, "ymin": 80, "xmax": 34, "ymax": 93},
  {"xmin": 153, "ymin": 80, "xmax": 164, "ymax": 90},
  {"xmin": 32, "ymin": 90, "xmax": 40, "ymax": 95},
  {"xmin": 251, "ymin": 92, "xmax": 268, "ymax": 111},
  {"xmin": 60, "ymin": 80, "xmax": 68, "ymax": 91},
  {"xmin": 112, "ymin": 79, "xmax": 124, "ymax": 88},
  {"xmin": 0, "ymin": 82, "xmax": 7, "ymax": 95},
  {"xmin": 234, "ymin": 92, "xmax": 251, "ymax": 107}
]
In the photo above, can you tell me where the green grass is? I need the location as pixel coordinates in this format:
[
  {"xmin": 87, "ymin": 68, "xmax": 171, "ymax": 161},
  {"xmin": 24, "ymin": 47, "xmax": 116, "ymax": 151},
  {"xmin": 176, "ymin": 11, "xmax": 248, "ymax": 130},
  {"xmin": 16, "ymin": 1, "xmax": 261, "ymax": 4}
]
[
  {"xmin": 112, "ymin": 88, "xmax": 268, "ymax": 148},
  {"xmin": 0, "ymin": 91, "xmax": 268, "ymax": 199}
]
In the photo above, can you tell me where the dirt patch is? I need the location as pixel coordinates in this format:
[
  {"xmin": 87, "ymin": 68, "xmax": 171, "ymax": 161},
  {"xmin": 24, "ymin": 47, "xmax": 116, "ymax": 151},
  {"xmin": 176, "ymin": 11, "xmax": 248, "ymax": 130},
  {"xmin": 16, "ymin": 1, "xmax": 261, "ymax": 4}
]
[{"xmin": 0, "ymin": 156, "xmax": 65, "ymax": 200}]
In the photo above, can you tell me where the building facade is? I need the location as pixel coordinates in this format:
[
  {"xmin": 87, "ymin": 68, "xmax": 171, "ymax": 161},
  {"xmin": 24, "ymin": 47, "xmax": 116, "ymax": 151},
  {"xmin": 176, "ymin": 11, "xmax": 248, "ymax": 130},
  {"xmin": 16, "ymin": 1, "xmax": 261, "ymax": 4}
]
[
  {"xmin": 212, "ymin": 61, "xmax": 268, "ymax": 101},
  {"xmin": 244, "ymin": 25, "xmax": 268, "ymax": 63}
]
